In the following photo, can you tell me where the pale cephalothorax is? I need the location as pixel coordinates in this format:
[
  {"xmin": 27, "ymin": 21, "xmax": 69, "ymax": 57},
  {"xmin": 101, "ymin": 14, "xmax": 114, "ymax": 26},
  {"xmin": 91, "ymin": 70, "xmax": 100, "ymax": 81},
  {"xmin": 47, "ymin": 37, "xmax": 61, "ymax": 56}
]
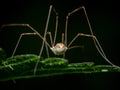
[
  {"xmin": 1, "ymin": 5, "xmax": 120, "ymax": 75},
  {"xmin": 50, "ymin": 43, "xmax": 68, "ymax": 55}
]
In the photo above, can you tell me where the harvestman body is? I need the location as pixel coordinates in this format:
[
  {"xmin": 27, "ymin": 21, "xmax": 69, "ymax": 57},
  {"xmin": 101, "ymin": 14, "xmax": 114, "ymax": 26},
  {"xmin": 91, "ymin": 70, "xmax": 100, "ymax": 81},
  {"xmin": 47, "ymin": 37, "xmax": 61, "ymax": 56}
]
[{"xmin": 1, "ymin": 5, "xmax": 120, "ymax": 75}]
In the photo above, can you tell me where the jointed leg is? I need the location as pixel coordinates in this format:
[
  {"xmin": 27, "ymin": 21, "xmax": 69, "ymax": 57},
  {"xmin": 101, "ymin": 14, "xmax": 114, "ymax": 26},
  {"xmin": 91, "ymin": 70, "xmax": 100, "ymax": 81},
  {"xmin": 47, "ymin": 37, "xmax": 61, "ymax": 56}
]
[
  {"xmin": 12, "ymin": 33, "xmax": 37, "ymax": 57},
  {"xmin": 1, "ymin": 23, "xmax": 52, "ymax": 74},
  {"xmin": 64, "ymin": 6, "xmax": 120, "ymax": 67},
  {"xmin": 45, "ymin": 32, "xmax": 53, "ymax": 58},
  {"xmin": 34, "ymin": 5, "xmax": 59, "ymax": 75},
  {"xmin": 67, "ymin": 33, "xmax": 103, "ymax": 56},
  {"xmin": 66, "ymin": 6, "xmax": 108, "ymax": 63},
  {"xmin": 46, "ymin": 32, "xmax": 53, "ymax": 46},
  {"xmin": 68, "ymin": 33, "xmax": 120, "ymax": 68},
  {"xmin": 38, "ymin": 5, "xmax": 58, "ymax": 55},
  {"xmin": 1, "ymin": 23, "xmax": 51, "ymax": 51},
  {"xmin": 53, "ymin": 15, "xmax": 59, "ymax": 46},
  {"xmin": 68, "ymin": 33, "xmax": 95, "ymax": 47},
  {"xmin": 2, "ymin": 32, "xmax": 43, "ymax": 71},
  {"xmin": 2, "ymin": 24, "xmax": 40, "ymax": 35},
  {"xmin": 64, "ymin": 6, "xmax": 94, "ymax": 47},
  {"xmin": 38, "ymin": 5, "xmax": 52, "ymax": 59},
  {"xmin": 1, "ymin": 22, "xmax": 52, "ymax": 75},
  {"xmin": 42, "ymin": 7, "xmax": 59, "ymax": 58}
]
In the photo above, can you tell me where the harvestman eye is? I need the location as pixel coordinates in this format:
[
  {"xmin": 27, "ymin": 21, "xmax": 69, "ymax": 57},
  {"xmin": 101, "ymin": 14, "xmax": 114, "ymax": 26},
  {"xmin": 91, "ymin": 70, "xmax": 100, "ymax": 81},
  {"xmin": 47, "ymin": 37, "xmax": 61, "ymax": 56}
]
[{"xmin": 1, "ymin": 5, "xmax": 120, "ymax": 75}]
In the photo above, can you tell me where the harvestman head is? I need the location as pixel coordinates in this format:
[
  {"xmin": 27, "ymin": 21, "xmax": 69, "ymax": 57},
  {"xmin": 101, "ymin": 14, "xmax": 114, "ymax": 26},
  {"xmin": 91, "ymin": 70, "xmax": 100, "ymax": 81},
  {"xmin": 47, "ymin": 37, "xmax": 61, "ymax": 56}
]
[{"xmin": 1, "ymin": 5, "xmax": 120, "ymax": 75}]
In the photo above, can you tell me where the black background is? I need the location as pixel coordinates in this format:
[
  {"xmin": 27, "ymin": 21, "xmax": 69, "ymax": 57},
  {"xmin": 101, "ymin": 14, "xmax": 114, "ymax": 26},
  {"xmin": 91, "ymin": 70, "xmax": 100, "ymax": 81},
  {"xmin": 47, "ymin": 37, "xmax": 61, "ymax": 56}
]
[{"xmin": 0, "ymin": 0, "xmax": 120, "ymax": 89}]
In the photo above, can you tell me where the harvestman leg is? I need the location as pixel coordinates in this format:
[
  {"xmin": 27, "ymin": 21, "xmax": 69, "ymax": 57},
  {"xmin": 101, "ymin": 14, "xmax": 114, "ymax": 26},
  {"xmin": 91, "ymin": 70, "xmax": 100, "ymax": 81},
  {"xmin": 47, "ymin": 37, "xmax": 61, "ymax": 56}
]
[
  {"xmin": 63, "ymin": 6, "xmax": 88, "ymax": 57},
  {"xmin": 34, "ymin": 5, "xmax": 59, "ymax": 75},
  {"xmin": 65, "ymin": 6, "xmax": 106, "ymax": 58},
  {"xmin": 64, "ymin": 6, "xmax": 120, "ymax": 68},
  {"xmin": 45, "ymin": 13, "xmax": 59, "ymax": 47},
  {"xmin": 1, "ymin": 24, "xmax": 52, "ymax": 72},
  {"xmin": 64, "ymin": 6, "xmax": 94, "ymax": 46},
  {"xmin": 39, "ymin": 5, "xmax": 58, "ymax": 58},
  {"xmin": 1, "ymin": 24, "xmax": 51, "ymax": 55},
  {"xmin": 12, "ymin": 33, "xmax": 39, "ymax": 57},
  {"xmin": 67, "ymin": 33, "xmax": 118, "ymax": 67},
  {"xmin": 64, "ymin": 6, "xmax": 98, "ymax": 58},
  {"xmin": 1, "ymin": 5, "xmax": 59, "ymax": 75}
]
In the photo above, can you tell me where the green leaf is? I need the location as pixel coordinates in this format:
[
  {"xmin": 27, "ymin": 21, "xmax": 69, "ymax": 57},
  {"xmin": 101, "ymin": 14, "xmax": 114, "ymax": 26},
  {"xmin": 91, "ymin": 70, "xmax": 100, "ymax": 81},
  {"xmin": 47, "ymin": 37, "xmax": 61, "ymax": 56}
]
[{"xmin": 0, "ymin": 54, "xmax": 120, "ymax": 81}]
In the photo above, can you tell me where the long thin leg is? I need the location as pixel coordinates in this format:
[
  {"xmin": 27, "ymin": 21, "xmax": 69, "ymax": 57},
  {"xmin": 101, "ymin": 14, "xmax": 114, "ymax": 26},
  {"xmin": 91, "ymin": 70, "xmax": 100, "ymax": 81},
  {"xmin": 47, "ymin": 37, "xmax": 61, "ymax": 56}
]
[
  {"xmin": 66, "ymin": 6, "xmax": 107, "ymax": 56},
  {"xmin": 62, "ymin": 33, "xmax": 65, "ymax": 44},
  {"xmin": 38, "ymin": 5, "xmax": 52, "ymax": 57},
  {"xmin": 68, "ymin": 33, "xmax": 87, "ymax": 47},
  {"xmin": 52, "ymin": 6, "xmax": 59, "ymax": 46},
  {"xmin": 2, "ymin": 32, "xmax": 44, "ymax": 71},
  {"xmin": 1, "ymin": 24, "xmax": 51, "ymax": 48},
  {"xmin": 62, "ymin": 33, "xmax": 65, "ymax": 58},
  {"xmin": 46, "ymin": 32, "xmax": 53, "ymax": 46},
  {"xmin": 45, "ymin": 32, "xmax": 54, "ymax": 57},
  {"xmin": 42, "ymin": 6, "xmax": 59, "ymax": 58},
  {"xmin": 1, "ymin": 23, "xmax": 52, "ymax": 56},
  {"xmin": 53, "ymin": 15, "xmax": 59, "ymax": 46},
  {"xmin": 65, "ymin": 16, "xmax": 68, "ymax": 46},
  {"xmin": 34, "ymin": 5, "xmax": 53, "ymax": 75},
  {"xmin": 42, "ymin": 6, "xmax": 58, "ymax": 58},
  {"xmin": 2, "ymin": 24, "xmax": 40, "ymax": 35},
  {"xmin": 64, "ymin": 6, "xmax": 85, "ymax": 47},
  {"xmin": 68, "ymin": 45, "xmax": 84, "ymax": 50},
  {"xmin": 68, "ymin": 33, "xmax": 120, "ymax": 68},
  {"xmin": 39, "ymin": 5, "xmax": 58, "ymax": 58},
  {"xmin": 71, "ymin": 6, "xmax": 111, "ymax": 64},
  {"xmin": 67, "ymin": 33, "xmax": 97, "ymax": 53},
  {"xmin": 64, "ymin": 6, "xmax": 119, "ymax": 67},
  {"xmin": 12, "ymin": 33, "xmax": 37, "ymax": 57},
  {"xmin": 1, "ymin": 5, "xmax": 58, "ymax": 74},
  {"xmin": 38, "ymin": 5, "xmax": 58, "ymax": 56},
  {"xmin": 64, "ymin": 6, "xmax": 96, "ymax": 52},
  {"xmin": 2, "ymin": 22, "xmax": 52, "ymax": 75},
  {"xmin": 1, "ymin": 23, "xmax": 52, "ymax": 74}
]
